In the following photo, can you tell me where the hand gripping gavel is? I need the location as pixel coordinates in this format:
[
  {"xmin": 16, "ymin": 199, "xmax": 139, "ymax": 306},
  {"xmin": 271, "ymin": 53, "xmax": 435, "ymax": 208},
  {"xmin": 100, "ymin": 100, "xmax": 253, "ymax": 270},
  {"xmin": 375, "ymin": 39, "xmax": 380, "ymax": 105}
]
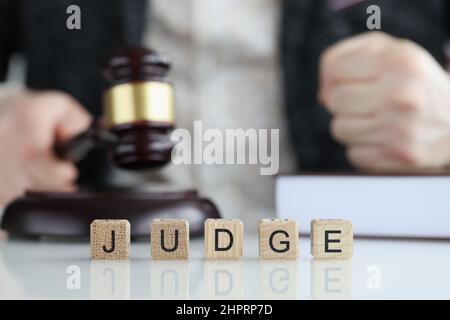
[{"xmin": 54, "ymin": 47, "xmax": 175, "ymax": 170}]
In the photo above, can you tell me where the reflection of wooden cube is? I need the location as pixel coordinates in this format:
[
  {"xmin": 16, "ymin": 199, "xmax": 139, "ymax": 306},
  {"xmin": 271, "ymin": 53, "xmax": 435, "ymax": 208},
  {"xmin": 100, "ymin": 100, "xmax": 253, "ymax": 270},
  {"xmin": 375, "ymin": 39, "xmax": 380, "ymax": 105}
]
[
  {"xmin": 90, "ymin": 261, "xmax": 130, "ymax": 300},
  {"xmin": 90, "ymin": 220, "xmax": 130, "ymax": 260},
  {"xmin": 259, "ymin": 219, "xmax": 299, "ymax": 259},
  {"xmin": 260, "ymin": 260, "xmax": 298, "ymax": 299},
  {"xmin": 311, "ymin": 219, "xmax": 353, "ymax": 259},
  {"xmin": 205, "ymin": 261, "xmax": 244, "ymax": 299},
  {"xmin": 151, "ymin": 219, "xmax": 189, "ymax": 260},
  {"xmin": 150, "ymin": 261, "xmax": 190, "ymax": 299},
  {"xmin": 204, "ymin": 219, "xmax": 243, "ymax": 260},
  {"xmin": 311, "ymin": 259, "xmax": 352, "ymax": 300}
]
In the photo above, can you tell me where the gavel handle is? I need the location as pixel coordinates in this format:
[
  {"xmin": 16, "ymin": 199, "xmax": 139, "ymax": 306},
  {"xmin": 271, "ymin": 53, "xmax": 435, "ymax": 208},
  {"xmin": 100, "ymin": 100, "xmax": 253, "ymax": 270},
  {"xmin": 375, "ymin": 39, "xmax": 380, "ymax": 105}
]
[{"xmin": 54, "ymin": 122, "xmax": 118, "ymax": 163}]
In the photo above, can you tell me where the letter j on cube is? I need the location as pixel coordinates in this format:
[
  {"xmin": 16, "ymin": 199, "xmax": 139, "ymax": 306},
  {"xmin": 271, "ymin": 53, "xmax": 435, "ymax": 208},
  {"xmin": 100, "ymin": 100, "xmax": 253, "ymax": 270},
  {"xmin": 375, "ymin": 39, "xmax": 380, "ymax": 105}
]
[{"xmin": 90, "ymin": 219, "xmax": 130, "ymax": 260}]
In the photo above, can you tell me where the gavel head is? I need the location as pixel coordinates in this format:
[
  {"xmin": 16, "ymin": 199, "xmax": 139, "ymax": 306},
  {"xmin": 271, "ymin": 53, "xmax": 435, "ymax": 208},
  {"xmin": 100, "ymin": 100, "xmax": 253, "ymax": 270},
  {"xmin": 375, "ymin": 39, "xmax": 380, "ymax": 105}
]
[{"xmin": 103, "ymin": 47, "xmax": 175, "ymax": 170}]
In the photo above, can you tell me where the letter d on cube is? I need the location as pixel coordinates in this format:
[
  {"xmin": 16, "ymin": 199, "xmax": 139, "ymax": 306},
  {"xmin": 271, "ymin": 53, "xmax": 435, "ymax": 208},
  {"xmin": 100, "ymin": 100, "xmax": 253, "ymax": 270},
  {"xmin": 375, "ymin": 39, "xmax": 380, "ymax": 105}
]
[{"xmin": 204, "ymin": 219, "xmax": 243, "ymax": 260}]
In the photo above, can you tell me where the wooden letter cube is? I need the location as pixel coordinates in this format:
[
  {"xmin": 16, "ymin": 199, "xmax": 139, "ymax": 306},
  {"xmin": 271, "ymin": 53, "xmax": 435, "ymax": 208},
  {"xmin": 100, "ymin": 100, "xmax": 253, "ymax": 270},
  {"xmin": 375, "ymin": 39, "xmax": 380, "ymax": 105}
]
[
  {"xmin": 90, "ymin": 219, "xmax": 130, "ymax": 260},
  {"xmin": 311, "ymin": 219, "xmax": 353, "ymax": 259},
  {"xmin": 151, "ymin": 219, "xmax": 189, "ymax": 260},
  {"xmin": 259, "ymin": 219, "xmax": 299, "ymax": 259},
  {"xmin": 204, "ymin": 219, "xmax": 243, "ymax": 260}
]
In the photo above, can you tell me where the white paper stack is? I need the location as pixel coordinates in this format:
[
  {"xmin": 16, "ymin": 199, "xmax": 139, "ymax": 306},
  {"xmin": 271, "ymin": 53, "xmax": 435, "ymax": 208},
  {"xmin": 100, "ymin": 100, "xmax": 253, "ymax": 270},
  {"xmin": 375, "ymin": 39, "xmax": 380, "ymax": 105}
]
[{"xmin": 276, "ymin": 174, "xmax": 450, "ymax": 239}]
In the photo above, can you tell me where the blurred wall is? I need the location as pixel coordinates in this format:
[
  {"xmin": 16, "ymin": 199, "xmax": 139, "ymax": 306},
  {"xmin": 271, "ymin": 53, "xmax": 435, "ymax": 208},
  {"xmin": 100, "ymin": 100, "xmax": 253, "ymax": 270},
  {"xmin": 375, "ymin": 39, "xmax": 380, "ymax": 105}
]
[{"xmin": 139, "ymin": 0, "xmax": 296, "ymax": 230}]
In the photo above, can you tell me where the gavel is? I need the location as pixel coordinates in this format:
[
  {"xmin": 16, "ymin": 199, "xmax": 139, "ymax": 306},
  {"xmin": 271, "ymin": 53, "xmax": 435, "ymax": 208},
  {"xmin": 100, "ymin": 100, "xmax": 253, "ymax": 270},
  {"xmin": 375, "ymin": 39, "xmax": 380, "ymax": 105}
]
[
  {"xmin": 1, "ymin": 47, "xmax": 223, "ymax": 239},
  {"xmin": 54, "ymin": 47, "xmax": 175, "ymax": 170}
]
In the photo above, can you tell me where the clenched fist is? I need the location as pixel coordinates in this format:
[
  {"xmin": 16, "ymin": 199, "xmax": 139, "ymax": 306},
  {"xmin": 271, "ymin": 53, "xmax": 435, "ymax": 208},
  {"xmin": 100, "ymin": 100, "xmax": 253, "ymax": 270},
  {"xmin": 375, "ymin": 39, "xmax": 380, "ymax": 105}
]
[
  {"xmin": 319, "ymin": 32, "xmax": 450, "ymax": 172},
  {"xmin": 0, "ymin": 91, "xmax": 91, "ymax": 206}
]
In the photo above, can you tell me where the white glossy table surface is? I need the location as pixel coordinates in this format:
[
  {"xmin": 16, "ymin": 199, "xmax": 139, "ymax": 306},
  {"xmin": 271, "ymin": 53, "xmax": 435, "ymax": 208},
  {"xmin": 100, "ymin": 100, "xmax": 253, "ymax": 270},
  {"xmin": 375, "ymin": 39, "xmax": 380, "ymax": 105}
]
[{"xmin": 0, "ymin": 234, "xmax": 449, "ymax": 300}]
